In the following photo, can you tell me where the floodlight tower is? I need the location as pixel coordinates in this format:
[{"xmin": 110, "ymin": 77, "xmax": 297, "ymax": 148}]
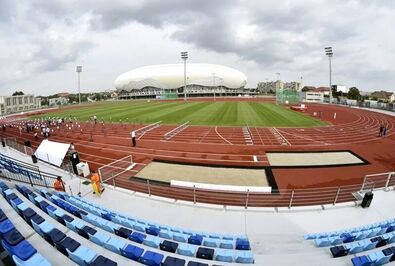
[
  {"xmin": 76, "ymin": 66, "xmax": 82, "ymax": 104},
  {"xmin": 325, "ymin": 47, "xmax": 333, "ymax": 104},
  {"xmin": 212, "ymin": 72, "xmax": 216, "ymax": 101},
  {"xmin": 181, "ymin": 51, "xmax": 188, "ymax": 101}
]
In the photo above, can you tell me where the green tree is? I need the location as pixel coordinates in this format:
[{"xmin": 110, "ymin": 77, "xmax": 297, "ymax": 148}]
[{"xmin": 347, "ymin": 87, "xmax": 361, "ymax": 100}]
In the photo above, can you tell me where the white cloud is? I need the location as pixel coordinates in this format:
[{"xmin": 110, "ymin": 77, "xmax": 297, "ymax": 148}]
[{"xmin": 0, "ymin": 0, "xmax": 394, "ymax": 95}]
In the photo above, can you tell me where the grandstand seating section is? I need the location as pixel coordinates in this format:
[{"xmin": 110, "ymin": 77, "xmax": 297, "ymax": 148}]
[
  {"xmin": 305, "ymin": 218, "xmax": 395, "ymax": 265},
  {"xmin": 0, "ymin": 180, "xmax": 254, "ymax": 265}
]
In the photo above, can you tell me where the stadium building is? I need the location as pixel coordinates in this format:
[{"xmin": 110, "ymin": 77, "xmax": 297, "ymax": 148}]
[{"xmin": 114, "ymin": 64, "xmax": 254, "ymax": 99}]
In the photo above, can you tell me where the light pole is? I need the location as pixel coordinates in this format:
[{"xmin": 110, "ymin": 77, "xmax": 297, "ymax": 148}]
[
  {"xmin": 325, "ymin": 47, "xmax": 333, "ymax": 104},
  {"xmin": 76, "ymin": 66, "xmax": 82, "ymax": 104},
  {"xmin": 212, "ymin": 72, "xmax": 216, "ymax": 101},
  {"xmin": 181, "ymin": 51, "xmax": 188, "ymax": 101}
]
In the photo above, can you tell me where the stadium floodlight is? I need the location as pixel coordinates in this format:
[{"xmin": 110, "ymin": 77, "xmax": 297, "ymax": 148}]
[
  {"xmin": 181, "ymin": 51, "xmax": 188, "ymax": 101},
  {"xmin": 212, "ymin": 72, "xmax": 216, "ymax": 101},
  {"xmin": 324, "ymin": 47, "xmax": 333, "ymax": 104},
  {"xmin": 76, "ymin": 66, "xmax": 82, "ymax": 104}
]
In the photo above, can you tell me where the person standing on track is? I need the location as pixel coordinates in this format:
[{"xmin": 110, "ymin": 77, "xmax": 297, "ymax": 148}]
[
  {"xmin": 130, "ymin": 131, "xmax": 136, "ymax": 147},
  {"xmin": 383, "ymin": 126, "xmax": 387, "ymax": 137},
  {"xmin": 379, "ymin": 124, "xmax": 384, "ymax": 137}
]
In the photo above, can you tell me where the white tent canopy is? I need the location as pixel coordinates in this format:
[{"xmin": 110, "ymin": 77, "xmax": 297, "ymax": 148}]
[{"xmin": 34, "ymin": 139, "xmax": 70, "ymax": 167}]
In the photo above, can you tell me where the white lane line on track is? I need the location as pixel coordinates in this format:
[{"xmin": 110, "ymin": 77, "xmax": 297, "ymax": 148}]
[{"xmin": 214, "ymin": 126, "xmax": 233, "ymax": 145}]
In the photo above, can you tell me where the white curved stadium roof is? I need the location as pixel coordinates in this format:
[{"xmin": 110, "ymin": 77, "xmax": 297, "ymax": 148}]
[{"xmin": 115, "ymin": 64, "xmax": 247, "ymax": 91}]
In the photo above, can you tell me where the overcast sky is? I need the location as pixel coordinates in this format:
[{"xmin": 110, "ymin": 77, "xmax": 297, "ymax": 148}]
[{"xmin": 0, "ymin": 0, "xmax": 394, "ymax": 96}]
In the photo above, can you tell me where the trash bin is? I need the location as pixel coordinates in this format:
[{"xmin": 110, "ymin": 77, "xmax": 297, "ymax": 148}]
[
  {"xmin": 361, "ymin": 192, "xmax": 373, "ymax": 208},
  {"xmin": 31, "ymin": 154, "xmax": 38, "ymax": 164}
]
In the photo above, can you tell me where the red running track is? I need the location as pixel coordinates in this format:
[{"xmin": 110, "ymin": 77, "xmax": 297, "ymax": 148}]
[{"xmin": 1, "ymin": 100, "xmax": 395, "ymax": 206}]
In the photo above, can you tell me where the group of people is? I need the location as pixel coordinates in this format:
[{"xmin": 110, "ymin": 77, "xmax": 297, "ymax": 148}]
[
  {"xmin": 54, "ymin": 170, "xmax": 104, "ymax": 195},
  {"xmin": 379, "ymin": 124, "xmax": 388, "ymax": 137}
]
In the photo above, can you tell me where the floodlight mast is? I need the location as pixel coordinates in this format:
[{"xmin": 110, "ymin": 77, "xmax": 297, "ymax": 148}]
[
  {"xmin": 76, "ymin": 66, "xmax": 82, "ymax": 104},
  {"xmin": 325, "ymin": 47, "xmax": 333, "ymax": 104},
  {"xmin": 181, "ymin": 52, "xmax": 188, "ymax": 101}
]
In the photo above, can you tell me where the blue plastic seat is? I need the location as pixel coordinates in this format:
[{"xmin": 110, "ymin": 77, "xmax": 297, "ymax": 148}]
[
  {"xmin": 33, "ymin": 220, "xmax": 54, "ymax": 237},
  {"xmin": 120, "ymin": 244, "xmax": 144, "ymax": 261},
  {"xmin": 67, "ymin": 219, "xmax": 85, "ymax": 232},
  {"xmin": 159, "ymin": 230, "xmax": 173, "ymax": 240},
  {"xmin": 12, "ymin": 253, "xmax": 52, "ymax": 266},
  {"xmin": 10, "ymin": 197, "xmax": 23, "ymax": 209},
  {"xmin": 177, "ymin": 242, "xmax": 197, "ymax": 257},
  {"xmin": 367, "ymin": 251, "xmax": 391, "ymax": 265},
  {"xmin": 203, "ymin": 238, "xmax": 218, "ymax": 247},
  {"xmin": 235, "ymin": 250, "xmax": 254, "ymax": 264},
  {"xmin": 219, "ymin": 239, "xmax": 234, "ymax": 249},
  {"xmin": 3, "ymin": 230, "xmax": 24, "ymax": 246},
  {"xmin": 130, "ymin": 231, "xmax": 147, "ymax": 243},
  {"xmin": 139, "ymin": 250, "xmax": 164, "ymax": 266},
  {"xmin": 188, "ymin": 234, "xmax": 203, "ymax": 245},
  {"xmin": 146, "ymin": 226, "xmax": 160, "ymax": 236},
  {"xmin": 86, "ymin": 255, "xmax": 117, "ymax": 266},
  {"xmin": 0, "ymin": 219, "xmax": 15, "ymax": 236},
  {"xmin": 103, "ymin": 237, "xmax": 126, "ymax": 254},
  {"xmin": 102, "ymin": 221, "xmax": 119, "ymax": 233},
  {"xmin": 215, "ymin": 248, "xmax": 234, "ymax": 262},
  {"xmin": 2, "ymin": 239, "xmax": 37, "ymax": 261},
  {"xmin": 90, "ymin": 230, "xmax": 111, "ymax": 246},
  {"xmin": 236, "ymin": 238, "xmax": 250, "ymax": 250},
  {"xmin": 143, "ymin": 235, "xmax": 161, "ymax": 248},
  {"xmin": 133, "ymin": 223, "xmax": 146, "ymax": 232},
  {"xmin": 173, "ymin": 233, "xmax": 188, "ymax": 243},
  {"xmin": 162, "ymin": 256, "xmax": 186, "ymax": 266},
  {"xmin": 67, "ymin": 245, "xmax": 97, "ymax": 265}
]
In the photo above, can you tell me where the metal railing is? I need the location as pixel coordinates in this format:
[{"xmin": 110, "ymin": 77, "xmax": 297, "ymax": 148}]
[
  {"xmin": 98, "ymin": 169, "xmax": 395, "ymax": 208},
  {"xmin": 3, "ymin": 137, "xmax": 74, "ymax": 174},
  {"xmin": 0, "ymin": 153, "xmax": 58, "ymax": 188}
]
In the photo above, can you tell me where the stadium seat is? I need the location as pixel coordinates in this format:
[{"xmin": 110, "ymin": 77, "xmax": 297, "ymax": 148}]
[
  {"xmin": 143, "ymin": 234, "xmax": 161, "ymax": 248},
  {"xmin": 196, "ymin": 247, "xmax": 214, "ymax": 260},
  {"xmin": 188, "ymin": 234, "xmax": 204, "ymax": 245},
  {"xmin": 236, "ymin": 238, "xmax": 250, "ymax": 250},
  {"xmin": 219, "ymin": 239, "xmax": 234, "ymax": 249},
  {"xmin": 158, "ymin": 230, "xmax": 173, "ymax": 240},
  {"xmin": 187, "ymin": 262, "xmax": 209, "ymax": 266},
  {"xmin": 103, "ymin": 237, "xmax": 126, "ymax": 254},
  {"xmin": 114, "ymin": 226, "xmax": 133, "ymax": 239},
  {"xmin": 162, "ymin": 256, "xmax": 186, "ymax": 266},
  {"xmin": 120, "ymin": 244, "xmax": 144, "ymax": 261},
  {"xmin": 54, "ymin": 236, "xmax": 80, "ymax": 257},
  {"xmin": 44, "ymin": 228, "xmax": 66, "ymax": 246},
  {"xmin": 1, "ymin": 239, "xmax": 37, "ymax": 261},
  {"xmin": 12, "ymin": 253, "xmax": 51, "ymax": 266},
  {"xmin": 130, "ymin": 231, "xmax": 146, "ymax": 243},
  {"xmin": 160, "ymin": 240, "xmax": 178, "ymax": 253},
  {"xmin": 235, "ymin": 250, "xmax": 254, "ymax": 264},
  {"xmin": 215, "ymin": 248, "xmax": 234, "ymax": 262},
  {"xmin": 86, "ymin": 255, "xmax": 117, "ymax": 266},
  {"xmin": 177, "ymin": 243, "xmax": 197, "ymax": 257},
  {"xmin": 67, "ymin": 245, "xmax": 97, "ymax": 265},
  {"xmin": 174, "ymin": 232, "xmax": 189, "ymax": 243},
  {"xmin": 146, "ymin": 226, "xmax": 160, "ymax": 236},
  {"xmin": 139, "ymin": 250, "xmax": 164, "ymax": 266},
  {"xmin": 203, "ymin": 238, "xmax": 218, "ymax": 247}
]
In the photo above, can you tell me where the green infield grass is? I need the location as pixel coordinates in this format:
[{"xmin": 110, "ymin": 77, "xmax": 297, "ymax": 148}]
[{"xmin": 32, "ymin": 100, "xmax": 327, "ymax": 127}]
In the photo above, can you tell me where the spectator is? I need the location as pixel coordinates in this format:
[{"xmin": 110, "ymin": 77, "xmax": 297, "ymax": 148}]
[{"xmin": 54, "ymin": 176, "xmax": 66, "ymax": 192}]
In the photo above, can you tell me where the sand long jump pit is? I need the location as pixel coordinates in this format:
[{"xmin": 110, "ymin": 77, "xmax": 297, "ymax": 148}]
[
  {"xmin": 136, "ymin": 161, "xmax": 268, "ymax": 187},
  {"xmin": 266, "ymin": 151, "xmax": 368, "ymax": 167}
]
